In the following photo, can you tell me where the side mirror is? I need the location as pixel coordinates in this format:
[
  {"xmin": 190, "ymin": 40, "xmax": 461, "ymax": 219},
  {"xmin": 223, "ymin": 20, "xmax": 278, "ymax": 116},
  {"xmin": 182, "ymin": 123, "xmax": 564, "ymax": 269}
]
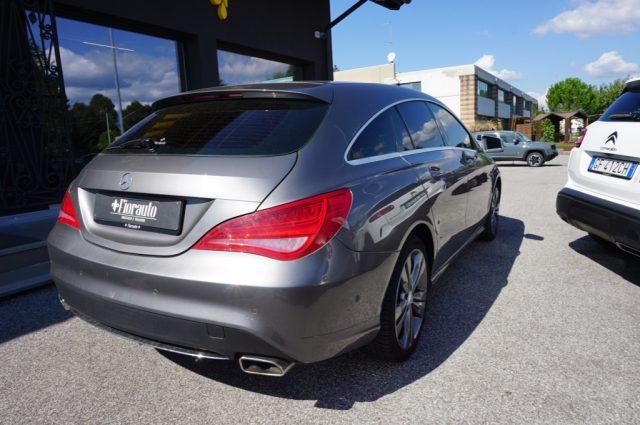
[{"xmin": 513, "ymin": 139, "xmax": 520, "ymax": 145}]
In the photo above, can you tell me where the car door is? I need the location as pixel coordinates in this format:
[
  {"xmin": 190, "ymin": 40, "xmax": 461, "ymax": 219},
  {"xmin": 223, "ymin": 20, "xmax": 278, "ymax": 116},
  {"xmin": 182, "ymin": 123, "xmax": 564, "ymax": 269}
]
[
  {"xmin": 430, "ymin": 103, "xmax": 493, "ymax": 242},
  {"xmin": 342, "ymin": 106, "xmax": 428, "ymax": 252},
  {"xmin": 499, "ymin": 132, "xmax": 521, "ymax": 159},
  {"xmin": 395, "ymin": 101, "xmax": 468, "ymax": 268},
  {"xmin": 420, "ymin": 102, "xmax": 476, "ymax": 271}
]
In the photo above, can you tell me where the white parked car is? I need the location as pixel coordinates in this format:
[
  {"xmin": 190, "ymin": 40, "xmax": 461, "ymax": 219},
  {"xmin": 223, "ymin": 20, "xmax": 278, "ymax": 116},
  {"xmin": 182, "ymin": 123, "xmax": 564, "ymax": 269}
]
[{"xmin": 557, "ymin": 77, "xmax": 640, "ymax": 257}]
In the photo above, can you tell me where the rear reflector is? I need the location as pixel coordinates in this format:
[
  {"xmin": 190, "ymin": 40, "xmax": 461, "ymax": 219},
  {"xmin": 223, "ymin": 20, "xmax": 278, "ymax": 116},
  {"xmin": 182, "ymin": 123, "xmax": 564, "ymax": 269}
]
[
  {"xmin": 193, "ymin": 189, "xmax": 352, "ymax": 260},
  {"xmin": 575, "ymin": 128, "xmax": 588, "ymax": 148},
  {"xmin": 57, "ymin": 190, "xmax": 80, "ymax": 229}
]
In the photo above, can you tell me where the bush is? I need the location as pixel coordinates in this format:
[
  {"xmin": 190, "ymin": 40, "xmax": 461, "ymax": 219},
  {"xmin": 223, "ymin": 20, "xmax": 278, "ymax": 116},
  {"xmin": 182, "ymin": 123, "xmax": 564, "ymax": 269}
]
[
  {"xmin": 469, "ymin": 120, "xmax": 502, "ymax": 132},
  {"xmin": 539, "ymin": 119, "xmax": 555, "ymax": 142}
]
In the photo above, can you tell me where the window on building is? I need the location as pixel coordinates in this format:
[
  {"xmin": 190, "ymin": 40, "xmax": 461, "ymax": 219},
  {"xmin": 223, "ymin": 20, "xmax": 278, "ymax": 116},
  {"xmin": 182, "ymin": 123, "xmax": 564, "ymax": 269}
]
[
  {"xmin": 399, "ymin": 81, "xmax": 422, "ymax": 92},
  {"xmin": 498, "ymin": 89, "xmax": 505, "ymax": 103},
  {"xmin": 347, "ymin": 108, "xmax": 410, "ymax": 161},
  {"xmin": 56, "ymin": 17, "xmax": 181, "ymax": 167},
  {"xmin": 513, "ymin": 96, "xmax": 518, "ymax": 108},
  {"xmin": 477, "ymin": 80, "xmax": 490, "ymax": 98},
  {"xmin": 524, "ymin": 101, "xmax": 531, "ymax": 111},
  {"xmin": 428, "ymin": 104, "xmax": 472, "ymax": 149},
  {"xmin": 217, "ymin": 49, "xmax": 297, "ymax": 86},
  {"xmin": 396, "ymin": 101, "xmax": 444, "ymax": 149}
]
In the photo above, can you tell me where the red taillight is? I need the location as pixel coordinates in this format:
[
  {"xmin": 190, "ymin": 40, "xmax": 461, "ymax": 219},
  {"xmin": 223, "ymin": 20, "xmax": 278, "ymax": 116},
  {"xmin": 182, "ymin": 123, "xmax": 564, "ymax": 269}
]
[
  {"xmin": 57, "ymin": 190, "xmax": 80, "ymax": 229},
  {"xmin": 575, "ymin": 128, "xmax": 588, "ymax": 148},
  {"xmin": 193, "ymin": 189, "xmax": 352, "ymax": 261}
]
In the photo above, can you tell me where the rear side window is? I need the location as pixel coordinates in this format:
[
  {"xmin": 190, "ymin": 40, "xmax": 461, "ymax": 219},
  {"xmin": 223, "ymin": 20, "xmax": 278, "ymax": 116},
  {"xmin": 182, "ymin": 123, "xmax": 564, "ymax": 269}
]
[
  {"xmin": 600, "ymin": 90, "xmax": 640, "ymax": 121},
  {"xmin": 348, "ymin": 108, "xmax": 410, "ymax": 161},
  {"xmin": 105, "ymin": 100, "xmax": 329, "ymax": 156},
  {"xmin": 396, "ymin": 101, "xmax": 445, "ymax": 149},
  {"xmin": 428, "ymin": 104, "xmax": 473, "ymax": 149}
]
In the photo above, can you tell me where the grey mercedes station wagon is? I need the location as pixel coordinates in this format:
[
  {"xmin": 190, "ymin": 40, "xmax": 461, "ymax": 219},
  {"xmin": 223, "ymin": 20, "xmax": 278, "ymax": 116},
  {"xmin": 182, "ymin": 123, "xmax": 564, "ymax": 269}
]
[{"xmin": 48, "ymin": 82, "xmax": 501, "ymax": 377}]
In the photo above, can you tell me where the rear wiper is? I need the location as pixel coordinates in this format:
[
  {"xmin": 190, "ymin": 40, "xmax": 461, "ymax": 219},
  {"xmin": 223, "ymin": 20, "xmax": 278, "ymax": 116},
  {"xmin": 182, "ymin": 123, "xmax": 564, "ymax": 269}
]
[
  {"xmin": 106, "ymin": 138, "xmax": 164, "ymax": 150},
  {"xmin": 608, "ymin": 112, "xmax": 640, "ymax": 121}
]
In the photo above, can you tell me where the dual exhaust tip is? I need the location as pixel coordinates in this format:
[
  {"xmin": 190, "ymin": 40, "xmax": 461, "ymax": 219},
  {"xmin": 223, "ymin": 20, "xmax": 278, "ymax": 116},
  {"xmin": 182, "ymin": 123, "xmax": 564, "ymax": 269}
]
[{"xmin": 238, "ymin": 355, "xmax": 295, "ymax": 377}]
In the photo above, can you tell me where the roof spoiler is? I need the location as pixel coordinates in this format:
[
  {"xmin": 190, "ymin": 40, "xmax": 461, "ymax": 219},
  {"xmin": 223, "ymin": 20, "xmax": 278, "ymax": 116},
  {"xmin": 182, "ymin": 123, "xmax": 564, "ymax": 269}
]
[
  {"xmin": 153, "ymin": 85, "xmax": 333, "ymax": 110},
  {"xmin": 624, "ymin": 77, "xmax": 640, "ymax": 93}
]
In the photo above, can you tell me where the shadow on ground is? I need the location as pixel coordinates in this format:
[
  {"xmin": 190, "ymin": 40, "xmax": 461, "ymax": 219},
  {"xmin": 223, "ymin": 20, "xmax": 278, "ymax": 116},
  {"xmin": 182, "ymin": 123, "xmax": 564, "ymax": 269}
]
[
  {"xmin": 569, "ymin": 235, "xmax": 640, "ymax": 287},
  {"xmin": 161, "ymin": 216, "xmax": 525, "ymax": 410},
  {"xmin": 0, "ymin": 284, "xmax": 71, "ymax": 344}
]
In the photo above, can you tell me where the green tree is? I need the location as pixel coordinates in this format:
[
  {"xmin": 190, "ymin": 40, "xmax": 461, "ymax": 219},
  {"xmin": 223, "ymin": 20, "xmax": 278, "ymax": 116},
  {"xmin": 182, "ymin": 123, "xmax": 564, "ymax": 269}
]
[
  {"xmin": 271, "ymin": 64, "xmax": 296, "ymax": 80},
  {"xmin": 546, "ymin": 78, "xmax": 598, "ymax": 115},
  {"xmin": 595, "ymin": 79, "xmax": 626, "ymax": 114},
  {"xmin": 68, "ymin": 94, "xmax": 118, "ymax": 154},
  {"xmin": 539, "ymin": 119, "xmax": 555, "ymax": 142},
  {"xmin": 123, "ymin": 101, "xmax": 152, "ymax": 130}
]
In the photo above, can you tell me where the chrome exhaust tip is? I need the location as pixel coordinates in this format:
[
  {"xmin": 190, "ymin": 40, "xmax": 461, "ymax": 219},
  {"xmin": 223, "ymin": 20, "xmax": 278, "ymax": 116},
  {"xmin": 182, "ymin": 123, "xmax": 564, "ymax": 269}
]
[
  {"xmin": 238, "ymin": 355, "xmax": 295, "ymax": 377},
  {"xmin": 59, "ymin": 296, "xmax": 70, "ymax": 311}
]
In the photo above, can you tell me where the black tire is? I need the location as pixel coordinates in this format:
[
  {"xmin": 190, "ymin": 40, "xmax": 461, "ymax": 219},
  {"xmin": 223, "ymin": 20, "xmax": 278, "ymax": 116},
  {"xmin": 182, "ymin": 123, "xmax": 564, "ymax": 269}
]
[
  {"xmin": 479, "ymin": 183, "xmax": 500, "ymax": 241},
  {"xmin": 526, "ymin": 151, "xmax": 545, "ymax": 167},
  {"xmin": 373, "ymin": 235, "xmax": 429, "ymax": 362}
]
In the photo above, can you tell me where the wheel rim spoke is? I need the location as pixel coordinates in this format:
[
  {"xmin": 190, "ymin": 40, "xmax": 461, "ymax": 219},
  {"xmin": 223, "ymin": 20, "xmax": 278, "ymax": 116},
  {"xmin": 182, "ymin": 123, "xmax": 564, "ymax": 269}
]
[{"xmin": 394, "ymin": 248, "xmax": 429, "ymax": 349}]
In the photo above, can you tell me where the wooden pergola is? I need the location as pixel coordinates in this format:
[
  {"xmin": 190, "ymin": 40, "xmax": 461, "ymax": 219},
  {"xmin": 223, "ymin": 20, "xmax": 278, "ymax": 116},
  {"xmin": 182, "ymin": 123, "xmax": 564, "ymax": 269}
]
[{"xmin": 533, "ymin": 110, "xmax": 589, "ymax": 143}]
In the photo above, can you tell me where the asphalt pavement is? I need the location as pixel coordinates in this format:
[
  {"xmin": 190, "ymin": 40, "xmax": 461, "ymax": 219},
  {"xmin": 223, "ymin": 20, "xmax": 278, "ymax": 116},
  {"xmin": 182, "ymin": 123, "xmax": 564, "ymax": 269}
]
[{"xmin": 1, "ymin": 154, "xmax": 639, "ymax": 424}]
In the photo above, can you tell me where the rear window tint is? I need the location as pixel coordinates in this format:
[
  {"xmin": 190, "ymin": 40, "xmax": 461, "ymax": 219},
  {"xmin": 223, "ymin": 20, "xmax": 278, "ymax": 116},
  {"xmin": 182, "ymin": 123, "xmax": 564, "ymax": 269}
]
[
  {"xmin": 600, "ymin": 90, "xmax": 640, "ymax": 121},
  {"xmin": 105, "ymin": 100, "xmax": 329, "ymax": 156},
  {"xmin": 348, "ymin": 108, "xmax": 409, "ymax": 161}
]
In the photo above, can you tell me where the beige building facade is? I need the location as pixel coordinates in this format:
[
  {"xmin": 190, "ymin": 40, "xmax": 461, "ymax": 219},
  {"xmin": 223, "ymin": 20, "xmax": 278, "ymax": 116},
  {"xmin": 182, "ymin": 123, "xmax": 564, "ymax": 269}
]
[{"xmin": 335, "ymin": 63, "xmax": 538, "ymax": 130}]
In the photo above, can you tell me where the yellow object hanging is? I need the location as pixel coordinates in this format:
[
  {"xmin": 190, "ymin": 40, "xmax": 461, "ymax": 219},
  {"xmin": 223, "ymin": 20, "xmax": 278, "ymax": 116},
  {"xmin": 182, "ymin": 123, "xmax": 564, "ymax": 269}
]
[{"xmin": 209, "ymin": 0, "xmax": 228, "ymax": 20}]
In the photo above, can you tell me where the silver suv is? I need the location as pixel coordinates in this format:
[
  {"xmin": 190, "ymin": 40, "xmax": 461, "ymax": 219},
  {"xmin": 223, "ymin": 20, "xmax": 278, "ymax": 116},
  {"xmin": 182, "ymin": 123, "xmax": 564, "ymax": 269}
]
[
  {"xmin": 473, "ymin": 131, "xmax": 558, "ymax": 167},
  {"xmin": 48, "ymin": 82, "xmax": 501, "ymax": 376}
]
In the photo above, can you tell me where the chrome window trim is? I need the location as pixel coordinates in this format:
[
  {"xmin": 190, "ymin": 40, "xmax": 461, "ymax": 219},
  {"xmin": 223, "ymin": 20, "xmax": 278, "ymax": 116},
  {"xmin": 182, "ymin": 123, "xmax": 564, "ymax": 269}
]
[{"xmin": 345, "ymin": 98, "xmax": 476, "ymax": 166}]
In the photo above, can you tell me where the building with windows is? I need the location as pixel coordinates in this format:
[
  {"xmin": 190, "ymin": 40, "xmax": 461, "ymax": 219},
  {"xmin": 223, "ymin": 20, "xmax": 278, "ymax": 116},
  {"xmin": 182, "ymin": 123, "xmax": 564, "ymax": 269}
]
[{"xmin": 335, "ymin": 63, "xmax": 538, "ymax": 130}]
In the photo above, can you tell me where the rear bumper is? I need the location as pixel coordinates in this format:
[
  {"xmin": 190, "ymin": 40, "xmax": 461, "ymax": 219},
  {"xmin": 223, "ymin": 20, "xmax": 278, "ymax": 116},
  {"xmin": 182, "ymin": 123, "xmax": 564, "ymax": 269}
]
[
  {"xmin": 556, "ymin": 187, "xmax": 640, "ymax": 254},
  {"xmin": 48, "ymin": 225, "xmax": 396, "ymax": 364}
]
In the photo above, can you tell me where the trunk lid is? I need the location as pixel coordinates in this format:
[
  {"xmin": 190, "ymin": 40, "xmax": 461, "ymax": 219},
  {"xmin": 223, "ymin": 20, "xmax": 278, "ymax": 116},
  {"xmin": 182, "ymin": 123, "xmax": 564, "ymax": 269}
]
[{"xmin": 75, "ymin": 153, "xmax": 297, "ymax": 256}]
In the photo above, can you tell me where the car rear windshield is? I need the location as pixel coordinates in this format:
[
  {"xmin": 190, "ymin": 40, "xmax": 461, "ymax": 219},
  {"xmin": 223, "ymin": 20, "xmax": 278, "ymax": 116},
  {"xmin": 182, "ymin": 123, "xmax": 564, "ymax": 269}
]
[
  {"xmin": 600, "ymin": 89, "xmax": 640, "ymax": 122},
  {"xmin": 105, "ymin": 99, "xmax": 329, "ymax": 156}
]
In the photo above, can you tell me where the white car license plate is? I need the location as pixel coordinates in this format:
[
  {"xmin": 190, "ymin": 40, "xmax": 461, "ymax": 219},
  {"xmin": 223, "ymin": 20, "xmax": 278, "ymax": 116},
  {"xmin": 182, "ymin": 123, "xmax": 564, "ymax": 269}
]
[{"xmin": 588, "ymin": 157, "xmax": 637, "ymax": 179}]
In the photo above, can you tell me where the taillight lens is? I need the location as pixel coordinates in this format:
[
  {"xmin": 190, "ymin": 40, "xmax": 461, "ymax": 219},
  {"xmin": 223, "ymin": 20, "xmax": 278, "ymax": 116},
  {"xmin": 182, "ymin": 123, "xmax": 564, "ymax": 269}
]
[
  {"xmin": 194, "ymin": 189, "xmax": 352, "ymax": 261},
  {"xmin": 57, "ymin": 190, "xmax": 80, "ymax": 229},
  {"xmin": 575, "ymin": 128, "xmax": 588, "ymax": 148}
]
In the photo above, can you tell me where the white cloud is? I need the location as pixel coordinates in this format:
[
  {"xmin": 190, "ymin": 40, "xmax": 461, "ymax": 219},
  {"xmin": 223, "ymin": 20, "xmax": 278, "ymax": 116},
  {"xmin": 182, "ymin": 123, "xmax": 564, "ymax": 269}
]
[
  {"xmin": 218, "ymin": 51, "xmax": 288, "ymax": 85},
  {"xmin": 584, "ymin": 51, "xmax": 640, "ymax": 77},
  {"xmin": 534, "ymin": 0, "xmax": 640, "ymax": 38},
  {"xmin": 527, "ymin": 91, "xmax": 548, "ymax": 111},
  {"xmin": 58, "ymin": 46, "xmax": 180, "ymax": 105},
  {"xmin": 474, "ymin": 54, "xmax": 523, "ymax": 81}
]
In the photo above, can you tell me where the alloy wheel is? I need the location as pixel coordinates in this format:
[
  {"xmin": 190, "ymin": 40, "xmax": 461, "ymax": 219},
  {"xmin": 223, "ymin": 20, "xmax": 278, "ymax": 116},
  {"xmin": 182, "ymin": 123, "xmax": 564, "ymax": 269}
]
[
  {"xmin": 490, "ymin": 186, "xmax": 500, "ymax": 233},
  {"xmin": 395, "ymin": 249, "xmax": 428, "ymax": 350},
  {"xmin": 527, "ymin": 152, "xmax": 543, "ymax": 167}
]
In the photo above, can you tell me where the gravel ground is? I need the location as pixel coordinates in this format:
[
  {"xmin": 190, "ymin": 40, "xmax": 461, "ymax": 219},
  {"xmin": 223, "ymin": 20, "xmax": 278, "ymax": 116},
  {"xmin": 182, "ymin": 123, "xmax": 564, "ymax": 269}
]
[{"xmin": 1, "ymin": 155, "xmax": 639, "ymax": 424}]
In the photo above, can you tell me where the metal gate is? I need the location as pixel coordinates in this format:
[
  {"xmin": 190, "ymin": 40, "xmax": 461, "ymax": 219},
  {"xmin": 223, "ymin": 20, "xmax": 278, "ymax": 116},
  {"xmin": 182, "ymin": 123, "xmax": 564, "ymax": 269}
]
[{"xmin": 0, "ymin": 0, "xmax": 74, "ymax": 216}]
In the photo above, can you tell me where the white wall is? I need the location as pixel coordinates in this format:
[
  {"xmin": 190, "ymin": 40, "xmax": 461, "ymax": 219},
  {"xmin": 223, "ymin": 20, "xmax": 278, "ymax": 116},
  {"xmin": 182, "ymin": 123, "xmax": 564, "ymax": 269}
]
[
  {"xmin": 334, "ymin": 63, "xmax": 396, "ymax": 84},
  {"xmin": 397, "ymin": 65, "xmax": 473, "ymax": 118}
]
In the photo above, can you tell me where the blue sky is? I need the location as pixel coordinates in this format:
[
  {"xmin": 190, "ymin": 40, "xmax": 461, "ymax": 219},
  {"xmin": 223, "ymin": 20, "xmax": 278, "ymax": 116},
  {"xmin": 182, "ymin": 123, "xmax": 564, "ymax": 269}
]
[
  {"xmin": 331, "ymin": 0, "xmax": 640, "ymax": 106},
  {"xmin": 56, "ymin": 0, "xmax": 640, "ymax": 108}
]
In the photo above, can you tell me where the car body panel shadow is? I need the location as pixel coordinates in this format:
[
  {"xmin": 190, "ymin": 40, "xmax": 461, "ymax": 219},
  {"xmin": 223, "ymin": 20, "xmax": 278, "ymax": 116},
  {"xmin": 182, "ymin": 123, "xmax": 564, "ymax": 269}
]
[
  {"xmin": 160, "ymin": 216, "xmax": 525, "ymax": 410},
  {"xmin": 569, "ymin": 236, "xmax": 640, "ymax": 287},
  {"xmin": 0, "ymin": 285, "xmax": 72, "ymax": 344}
]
